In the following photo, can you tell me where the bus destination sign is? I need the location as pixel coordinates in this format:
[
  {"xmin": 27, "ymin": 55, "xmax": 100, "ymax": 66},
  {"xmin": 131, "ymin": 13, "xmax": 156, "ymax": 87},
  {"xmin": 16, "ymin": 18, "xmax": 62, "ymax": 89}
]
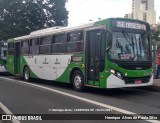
[{"xmin": 115, "ymin": 21, "xmax": 147, "ymax": 30}]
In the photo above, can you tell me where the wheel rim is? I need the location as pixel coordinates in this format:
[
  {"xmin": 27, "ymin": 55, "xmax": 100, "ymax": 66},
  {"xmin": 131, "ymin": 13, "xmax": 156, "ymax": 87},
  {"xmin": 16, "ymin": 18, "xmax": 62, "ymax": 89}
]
[
  {"xmin": 25, "ymin": 68, "xmax": 29, "ymax": 80},
  {"xmin": 74, "ymin": 75, "xmax": 82, "ymax": 89}
]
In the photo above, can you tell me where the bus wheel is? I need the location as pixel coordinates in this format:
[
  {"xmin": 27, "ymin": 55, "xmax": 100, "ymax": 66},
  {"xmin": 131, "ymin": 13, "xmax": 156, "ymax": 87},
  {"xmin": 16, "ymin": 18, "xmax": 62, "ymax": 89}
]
[
  {"xmin": 72, "ymin": 70, "xmax": 85, "ymax": 92},
  {"xmin": 24, "ymin": 67, "xmax": 30, "ymax": 82}
]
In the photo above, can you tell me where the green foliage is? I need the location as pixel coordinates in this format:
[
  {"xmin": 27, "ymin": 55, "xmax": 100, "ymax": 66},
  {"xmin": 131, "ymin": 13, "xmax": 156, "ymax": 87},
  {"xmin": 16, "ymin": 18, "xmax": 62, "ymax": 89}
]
[{"xmin": 0, "ymin": 0, "xmax": 68, "ymax": 40}]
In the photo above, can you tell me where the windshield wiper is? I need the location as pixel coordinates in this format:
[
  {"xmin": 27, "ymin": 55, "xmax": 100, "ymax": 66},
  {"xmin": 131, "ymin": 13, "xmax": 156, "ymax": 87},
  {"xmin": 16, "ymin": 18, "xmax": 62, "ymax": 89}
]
[{"xmin": 107, "ymin": 29, "xmax": 112, "ymax": 33}]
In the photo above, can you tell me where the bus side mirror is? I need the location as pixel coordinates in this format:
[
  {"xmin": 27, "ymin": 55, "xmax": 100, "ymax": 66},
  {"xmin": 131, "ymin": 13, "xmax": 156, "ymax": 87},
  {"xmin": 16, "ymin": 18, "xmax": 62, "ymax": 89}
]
[{"xmin": 106, "ymin": 46, "xmax": 111, "ymax": 52}]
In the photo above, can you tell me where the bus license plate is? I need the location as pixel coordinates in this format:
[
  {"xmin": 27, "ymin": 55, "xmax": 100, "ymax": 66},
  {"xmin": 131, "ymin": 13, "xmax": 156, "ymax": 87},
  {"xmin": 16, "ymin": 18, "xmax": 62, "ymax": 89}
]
[{"xmin": 135, "ymin": 80, "xmax": 142, "ymax": 84}]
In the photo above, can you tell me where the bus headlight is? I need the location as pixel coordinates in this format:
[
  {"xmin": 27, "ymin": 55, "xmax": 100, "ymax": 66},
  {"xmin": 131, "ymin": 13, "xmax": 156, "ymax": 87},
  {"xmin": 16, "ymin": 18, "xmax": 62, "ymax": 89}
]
[
  {"xmin": 110, "ymin": 69, "xmax": 115, "ymax": 74},
  {"xmin": 110, "ymin": 69, "xmax": 122, "ymax": 79}
]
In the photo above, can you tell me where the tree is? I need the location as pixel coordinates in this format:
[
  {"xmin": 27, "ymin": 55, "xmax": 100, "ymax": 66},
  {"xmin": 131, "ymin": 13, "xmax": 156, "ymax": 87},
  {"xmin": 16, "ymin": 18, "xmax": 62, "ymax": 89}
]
[{"xmin": 0, "ymin": 0, "xmax": 68, "ymax": 40}]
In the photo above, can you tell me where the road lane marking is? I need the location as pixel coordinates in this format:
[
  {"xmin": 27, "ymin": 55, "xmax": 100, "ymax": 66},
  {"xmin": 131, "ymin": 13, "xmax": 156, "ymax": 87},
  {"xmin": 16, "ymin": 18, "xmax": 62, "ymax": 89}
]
[
  {"xmin": 0, "ymin": 77, "xmax": 159, "ymax": 123},
  {"xmin": 0, "ymin": 101, "xmax": 21, "ymax": 123}
]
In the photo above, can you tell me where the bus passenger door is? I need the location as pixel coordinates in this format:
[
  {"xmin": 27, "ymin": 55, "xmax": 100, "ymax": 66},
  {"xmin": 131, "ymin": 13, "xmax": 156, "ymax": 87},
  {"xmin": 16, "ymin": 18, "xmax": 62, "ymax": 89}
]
[
  {"xmin": 14, "ymin": 42, "xmax": 21, "ymax": 75},
  {"xmin": 86, "ymin": 29, "xmax": 102, "ymax": 86}
]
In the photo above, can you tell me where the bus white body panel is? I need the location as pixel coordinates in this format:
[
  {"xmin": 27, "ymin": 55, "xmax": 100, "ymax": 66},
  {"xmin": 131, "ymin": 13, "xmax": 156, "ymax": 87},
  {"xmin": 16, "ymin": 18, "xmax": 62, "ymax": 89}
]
[
  {"xmin": 24, "ymin": 54, "xmax": 72, "ymax": 80},
  {"xmin": 24, "ymin": 56, "xmax": 42, "ymax": 78}
]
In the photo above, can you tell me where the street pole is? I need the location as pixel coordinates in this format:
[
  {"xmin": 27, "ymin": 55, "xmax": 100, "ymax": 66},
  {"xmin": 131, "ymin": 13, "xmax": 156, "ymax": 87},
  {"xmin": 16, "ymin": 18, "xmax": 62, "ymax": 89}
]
[{"xmin": 152, "ymin": 39, "xmax": 157, "ymax": 77}]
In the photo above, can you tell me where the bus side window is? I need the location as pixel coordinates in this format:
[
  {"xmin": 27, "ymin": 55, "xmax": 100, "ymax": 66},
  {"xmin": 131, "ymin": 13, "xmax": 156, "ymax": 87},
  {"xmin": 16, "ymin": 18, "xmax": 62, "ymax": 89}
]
[
  {"xmin": 51, "ymin": 33, "xmax": 67, "ymax": 53},
  {"xmin": 21, "ymin": 41, "xmax": 23, "ymax": 47},
  {"xmin": 30, "ymin": 38, "xmax": 39, "ymax": 54},
  {"xmin": 39, "ymin": 36, "xmax": 51, "ymax": 54},
  {"xmin": 52, "ymin": 35, "xmax": 55, "ymax": 43},
  {"xmin": 8, "ymin": 42, "xmax": 14, "ymax": 55},
  {"xmin": 55, "ymin": 33, "xmax": 66, "ymax": 43},
  {"xmin": 30, "ymin": 39, "xmax": 32, "ymax": 46},
  {"xmin": 21, "ymin": 40, "xmax": 29, "ymax": 55},
  {"xmin": 67, "ymin": 31, "xmax": 83, "ymax": 53}
]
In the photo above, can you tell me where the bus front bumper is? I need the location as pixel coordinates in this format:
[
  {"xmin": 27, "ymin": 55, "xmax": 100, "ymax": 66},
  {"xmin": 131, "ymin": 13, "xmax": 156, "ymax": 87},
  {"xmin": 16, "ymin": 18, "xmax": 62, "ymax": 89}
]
[{"xmin": 106, "ymin": 74, "xmax": 153, "ymax": 88}]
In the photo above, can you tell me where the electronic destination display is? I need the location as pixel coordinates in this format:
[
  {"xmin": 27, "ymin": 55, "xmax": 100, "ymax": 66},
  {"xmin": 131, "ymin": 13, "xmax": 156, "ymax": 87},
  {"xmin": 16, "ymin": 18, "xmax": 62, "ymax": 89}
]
[{"xmin": 111, "ymin": 19, "xmax": 149, "ymax": 31}]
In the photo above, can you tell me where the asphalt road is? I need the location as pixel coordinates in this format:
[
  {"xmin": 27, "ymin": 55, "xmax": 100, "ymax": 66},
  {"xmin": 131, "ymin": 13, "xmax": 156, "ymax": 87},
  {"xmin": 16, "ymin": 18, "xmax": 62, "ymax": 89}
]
[{"xmin": 0, "ymin": 73, "xmax": 160, "ymax": 123}]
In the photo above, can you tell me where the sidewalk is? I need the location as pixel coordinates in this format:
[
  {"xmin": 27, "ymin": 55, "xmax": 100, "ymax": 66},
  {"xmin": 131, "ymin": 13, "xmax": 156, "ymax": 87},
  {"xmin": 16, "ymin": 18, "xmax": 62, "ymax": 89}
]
[
  {"xmin": 142, "ymin": 79, "xmax": 160, "ymax": 92},
  {"xmin": 153, "ymin": 79, "xmax": 160, "ymax": 86},
  {"xmin": 153, "ymin": 79, "xmax": 160, "ymax": 90}
]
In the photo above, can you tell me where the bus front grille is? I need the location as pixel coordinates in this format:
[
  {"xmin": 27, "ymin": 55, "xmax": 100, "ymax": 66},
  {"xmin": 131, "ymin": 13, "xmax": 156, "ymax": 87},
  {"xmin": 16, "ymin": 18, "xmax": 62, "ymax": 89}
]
[{"xmin": 123, "ymin": 76, "xmax": 151, "ymax": 84}]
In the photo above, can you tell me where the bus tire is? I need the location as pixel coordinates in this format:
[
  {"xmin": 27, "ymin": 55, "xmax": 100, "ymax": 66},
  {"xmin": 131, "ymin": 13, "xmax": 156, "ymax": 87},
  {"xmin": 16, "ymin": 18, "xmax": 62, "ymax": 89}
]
[
  {"xmin": 24, "ymin": 66, "xmax": 30, "ymax": 82},
  {"xmin": 72, "ymin": 70, "xmax": 85, "ymax": 92}
]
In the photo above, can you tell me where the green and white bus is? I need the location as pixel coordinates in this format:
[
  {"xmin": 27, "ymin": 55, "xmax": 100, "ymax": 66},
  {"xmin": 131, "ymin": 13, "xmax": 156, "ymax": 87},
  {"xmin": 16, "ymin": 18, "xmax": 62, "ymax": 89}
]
[{"xmin": 6, "ymin": 18, "xmax": 153, "ymax": 91}]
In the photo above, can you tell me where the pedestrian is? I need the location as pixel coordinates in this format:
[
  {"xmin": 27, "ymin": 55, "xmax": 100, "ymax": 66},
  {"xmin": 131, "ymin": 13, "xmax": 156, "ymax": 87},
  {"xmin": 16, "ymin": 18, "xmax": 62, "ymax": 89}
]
[{"xmin": 155, "ymin": 48, "xmax": 160, "ymax": 79}]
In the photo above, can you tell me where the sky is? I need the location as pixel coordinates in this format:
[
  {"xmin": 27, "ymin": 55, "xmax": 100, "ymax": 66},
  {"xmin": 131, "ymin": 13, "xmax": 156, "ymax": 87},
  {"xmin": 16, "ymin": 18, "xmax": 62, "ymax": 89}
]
[{"xmin": 66, "ymin": 0, "xmax": 160, "ymax": 26}]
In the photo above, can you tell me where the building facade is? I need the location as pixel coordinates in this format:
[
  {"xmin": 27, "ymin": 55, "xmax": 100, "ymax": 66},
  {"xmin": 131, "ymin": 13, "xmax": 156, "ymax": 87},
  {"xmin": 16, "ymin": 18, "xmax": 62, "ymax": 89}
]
[
  {"xmin": 124, "ymin": 13, "xmax": 132, "ymax": 18},
  {"xmin": 132, "ymin": 0, "xmax": 156, "ymax": 25}
]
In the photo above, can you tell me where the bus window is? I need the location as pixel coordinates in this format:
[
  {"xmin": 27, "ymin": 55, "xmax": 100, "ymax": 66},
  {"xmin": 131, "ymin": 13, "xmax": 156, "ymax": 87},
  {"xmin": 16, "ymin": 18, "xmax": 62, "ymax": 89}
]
[
  {"xmin": 21, "ymin": 40, "xmax": 29, "ymax": 55},
  {"xmin": 8, "ymin": 42, "xmax": 14, "ymax": 49},
  {"xmin": 40, "ymin": 36, "xmax": 52, "ymax": 45},
  {"xmin": 51, "ymin": 34, "xmax": 66, "ymax": 53},
  {"xmin": 68, "ymin": 31, "xmax": 83, "ymax": 42},
  {"xmin": 21, "ymin": 40, "xmax": 29, "ymax": 47},
  {"xmin": 52, "ymin": 43, "xmax": 66, "ymax": 53},
  {"xmin": 39, "ymin": 36, "xmax": 51, "ymax": 54},
  {"xmin": 67, "ymin": 31, "xmax": 83, "ymax": 53},
  {"xmin": 55, "ymin": 34, "xmax": 66, "ymax": 43},
  {"xmin": 30, "ymin": 38, "xmax": 39, "ymax": 54},
  {"xmin": 30, "ymin": 38, "xmax": 39, "ymax": 46},
  {"xmin": 8, "ymin": 42, "xmax": 14, "ymax": 55},
  {"xmin": 67, "ymin": 42, "xmax": 83, "ymax": 53},
  {"xmin": 52, "ymin": 35, "xmax": 55, "ymax": 43}
]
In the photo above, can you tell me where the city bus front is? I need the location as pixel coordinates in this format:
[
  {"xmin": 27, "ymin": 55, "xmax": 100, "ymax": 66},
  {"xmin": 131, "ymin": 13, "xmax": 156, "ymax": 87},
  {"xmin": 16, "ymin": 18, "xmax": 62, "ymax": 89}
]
[{"xmin": 106, "ymin": 18, "xmax": 153, "ymax": 88}]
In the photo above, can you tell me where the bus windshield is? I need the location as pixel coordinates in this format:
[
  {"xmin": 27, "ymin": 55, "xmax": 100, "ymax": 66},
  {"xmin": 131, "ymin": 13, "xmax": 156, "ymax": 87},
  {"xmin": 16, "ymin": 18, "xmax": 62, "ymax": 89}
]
[{"xmin": 108, "ymin": 32, "xmax": 151, "ymax": 61}]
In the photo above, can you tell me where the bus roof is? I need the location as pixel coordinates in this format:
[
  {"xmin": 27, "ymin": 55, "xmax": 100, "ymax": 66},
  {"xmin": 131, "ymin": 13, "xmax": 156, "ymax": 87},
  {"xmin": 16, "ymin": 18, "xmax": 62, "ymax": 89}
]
[
  {"xmin": 7, "ymin": 17, "xmax": 150, "ymax": 43},
  {"xmin": 7, "ymin": 21, "xmax": 96, "ymax": 43},
  {"xmin": 14, "ymin": 35, "xmax": 30, "ymax": 40},
  {"xmin": 8, "ymin": 35, "xmax": 30, "ymax": 43},
  {"xmin": 29, "ymin": 22, "xmax": 95, "ymax": 37}
]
